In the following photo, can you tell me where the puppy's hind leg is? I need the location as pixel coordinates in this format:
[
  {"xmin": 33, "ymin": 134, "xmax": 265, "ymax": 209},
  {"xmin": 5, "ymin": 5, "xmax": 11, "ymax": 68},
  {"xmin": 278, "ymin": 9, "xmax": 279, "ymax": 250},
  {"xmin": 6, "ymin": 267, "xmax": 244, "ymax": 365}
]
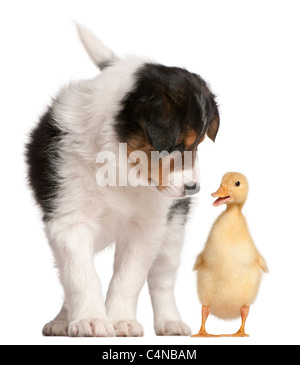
[{"xmin": 42, "ymin": 303, "xmax": 69, "ymax": 336}]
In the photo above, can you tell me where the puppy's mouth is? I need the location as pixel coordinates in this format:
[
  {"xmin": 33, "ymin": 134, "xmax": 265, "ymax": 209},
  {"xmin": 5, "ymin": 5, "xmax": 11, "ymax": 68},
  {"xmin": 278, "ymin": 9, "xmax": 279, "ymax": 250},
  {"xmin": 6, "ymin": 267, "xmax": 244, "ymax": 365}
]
[
  {"xmin": 158, "ymin": 186, "xmax": 185, "ymax": 199},
  {"xmin": 212, "ymin": 195, "xmax": 230, "ymax": 207}
]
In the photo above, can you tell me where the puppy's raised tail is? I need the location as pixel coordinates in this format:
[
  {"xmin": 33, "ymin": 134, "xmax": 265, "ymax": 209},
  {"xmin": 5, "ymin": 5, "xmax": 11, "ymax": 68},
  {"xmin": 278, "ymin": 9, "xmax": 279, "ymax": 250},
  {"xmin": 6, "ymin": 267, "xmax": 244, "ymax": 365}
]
[{"xmin": 74, "ymin": 21, "xmax": 117, "ymax": 70}]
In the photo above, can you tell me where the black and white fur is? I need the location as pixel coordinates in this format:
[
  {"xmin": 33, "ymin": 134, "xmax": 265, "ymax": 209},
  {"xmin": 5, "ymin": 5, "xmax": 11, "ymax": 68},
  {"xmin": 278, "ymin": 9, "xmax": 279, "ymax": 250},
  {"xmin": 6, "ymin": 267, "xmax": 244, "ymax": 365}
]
[{"xmin": 26, "ymin": 23, "xmax": 219, "ymax": 337}]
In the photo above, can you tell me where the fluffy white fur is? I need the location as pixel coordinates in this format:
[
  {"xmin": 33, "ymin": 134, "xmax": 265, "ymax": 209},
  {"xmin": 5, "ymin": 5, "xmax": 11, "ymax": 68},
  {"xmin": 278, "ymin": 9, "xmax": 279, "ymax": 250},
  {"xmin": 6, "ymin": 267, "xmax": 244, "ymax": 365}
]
[{"xmin": 42, "ymin": 24, "xmax": 192, "ymax": 337}]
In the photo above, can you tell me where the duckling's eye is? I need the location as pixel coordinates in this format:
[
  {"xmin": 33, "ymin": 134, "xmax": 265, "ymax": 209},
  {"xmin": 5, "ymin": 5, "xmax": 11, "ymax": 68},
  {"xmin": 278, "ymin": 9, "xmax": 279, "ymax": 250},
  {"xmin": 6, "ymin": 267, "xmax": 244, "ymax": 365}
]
[{"xmin": 235, "ymin": 181, "xmax": 240, "ymax": 187}]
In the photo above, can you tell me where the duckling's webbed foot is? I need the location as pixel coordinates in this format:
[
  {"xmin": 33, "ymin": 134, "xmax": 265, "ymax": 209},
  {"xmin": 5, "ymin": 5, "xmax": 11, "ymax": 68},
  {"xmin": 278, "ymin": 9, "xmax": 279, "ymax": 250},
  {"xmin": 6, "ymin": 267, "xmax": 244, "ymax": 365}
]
[{"xmin": 223, "ymin": 329, "xmax": 249, "ymax": 337}]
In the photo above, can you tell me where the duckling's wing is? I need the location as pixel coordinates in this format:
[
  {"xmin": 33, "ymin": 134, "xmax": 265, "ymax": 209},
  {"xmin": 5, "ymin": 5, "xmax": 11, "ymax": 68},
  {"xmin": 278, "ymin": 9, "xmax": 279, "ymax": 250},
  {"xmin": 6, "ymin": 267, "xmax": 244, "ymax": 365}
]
[
  {"xmin": 258, "ymin": 255, "xmax": 269, "ymax": 273},
  {"xmin": 193, "ymin": 253, "xmax": 204, "ymax": 271}
]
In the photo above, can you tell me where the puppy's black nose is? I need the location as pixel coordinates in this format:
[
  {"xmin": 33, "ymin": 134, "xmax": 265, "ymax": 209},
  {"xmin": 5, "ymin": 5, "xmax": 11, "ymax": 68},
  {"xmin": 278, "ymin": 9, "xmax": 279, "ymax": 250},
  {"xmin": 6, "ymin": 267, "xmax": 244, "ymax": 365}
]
[{"xmin": 184, "ymin": 183, "xmax": 200, "ymax": 196}]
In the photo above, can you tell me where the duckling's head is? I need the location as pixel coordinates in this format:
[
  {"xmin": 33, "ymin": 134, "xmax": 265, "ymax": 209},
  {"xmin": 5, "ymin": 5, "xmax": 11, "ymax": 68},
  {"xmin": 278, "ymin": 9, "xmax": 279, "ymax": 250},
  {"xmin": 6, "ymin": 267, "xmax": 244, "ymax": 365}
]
[{"xmin": 211, "ymin": 172, "xmax": 248, "ymax": 208}]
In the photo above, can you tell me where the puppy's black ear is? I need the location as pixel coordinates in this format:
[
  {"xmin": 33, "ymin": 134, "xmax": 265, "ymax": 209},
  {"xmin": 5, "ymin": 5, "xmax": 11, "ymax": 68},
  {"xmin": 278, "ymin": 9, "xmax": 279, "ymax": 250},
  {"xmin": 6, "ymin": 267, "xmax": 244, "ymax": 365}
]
[
  {"xmin": 130, "ymin": 74, "xmax": 180, "ymax": 151},
  {"xmin": 144, "ymin": 121, "xmax": 179, "ymax": 152},
  {"xmin": 207, "ymin": 110, "xmax": 220, "ymax": 142}
]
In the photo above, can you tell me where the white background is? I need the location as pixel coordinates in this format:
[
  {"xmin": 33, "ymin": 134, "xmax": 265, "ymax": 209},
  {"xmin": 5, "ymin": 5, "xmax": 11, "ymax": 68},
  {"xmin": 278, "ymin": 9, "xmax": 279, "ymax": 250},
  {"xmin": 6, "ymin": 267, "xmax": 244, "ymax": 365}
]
[{"xmin": 0, "ymin": 0, "xmax": 299, "ymax": 345}]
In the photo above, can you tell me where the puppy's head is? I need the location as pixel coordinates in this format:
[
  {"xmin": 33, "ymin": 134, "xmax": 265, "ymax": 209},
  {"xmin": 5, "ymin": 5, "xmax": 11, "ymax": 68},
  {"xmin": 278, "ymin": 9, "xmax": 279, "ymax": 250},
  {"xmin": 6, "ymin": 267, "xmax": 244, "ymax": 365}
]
[
  {"xmin": 76, "ymin": 22, "xmax": 219, "ymax": 198},
  {"xmin": 116, "ymin": 64, "xmax": 219, "ymax": 197}
]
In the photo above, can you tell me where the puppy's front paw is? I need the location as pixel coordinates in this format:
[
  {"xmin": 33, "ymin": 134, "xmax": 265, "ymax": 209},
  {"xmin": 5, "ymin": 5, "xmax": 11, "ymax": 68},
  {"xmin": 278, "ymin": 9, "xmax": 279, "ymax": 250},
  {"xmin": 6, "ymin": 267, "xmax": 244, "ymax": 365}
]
[
  {"xmin": 155, "ymin": 320, "xmax": 191, "ymax": 336},
  {"xmin": 42, "ymin": 320, "xmax": 69, "ymax": 336},
  {"xmin": 68, "ymin": 319, "xmax": 115, "ymax": 337},
  {"xmin": 114, "ymin": 320, "xmax": 144, "ymax": 337}
]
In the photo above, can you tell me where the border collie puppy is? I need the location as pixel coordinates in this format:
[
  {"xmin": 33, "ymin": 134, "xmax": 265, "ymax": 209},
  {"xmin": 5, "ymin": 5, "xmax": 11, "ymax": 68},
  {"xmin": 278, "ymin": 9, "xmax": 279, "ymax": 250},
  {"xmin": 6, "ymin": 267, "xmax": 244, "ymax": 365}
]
[{"xmin": 25, "ymin": 23, "xmax": 219, "ymax": 337}]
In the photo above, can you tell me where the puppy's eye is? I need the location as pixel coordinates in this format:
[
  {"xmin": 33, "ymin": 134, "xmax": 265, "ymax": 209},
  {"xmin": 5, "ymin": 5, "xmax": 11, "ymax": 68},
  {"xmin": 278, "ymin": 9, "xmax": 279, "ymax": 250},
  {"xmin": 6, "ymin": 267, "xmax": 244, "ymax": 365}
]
[
  {"xmin": 235, "ymin": 181, "xmax": 240, "ymax": 187},
  {"xmin": 174, "ymin": 143, "xmax": 183, "ymax": 150}
]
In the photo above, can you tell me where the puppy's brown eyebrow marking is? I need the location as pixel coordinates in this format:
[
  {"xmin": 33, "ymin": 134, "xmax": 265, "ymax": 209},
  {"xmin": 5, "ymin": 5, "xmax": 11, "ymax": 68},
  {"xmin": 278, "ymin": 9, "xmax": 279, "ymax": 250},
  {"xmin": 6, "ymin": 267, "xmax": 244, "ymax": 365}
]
[{"xmin": 184, "ymin": 129, "xmax": 197, "ymax": 146}]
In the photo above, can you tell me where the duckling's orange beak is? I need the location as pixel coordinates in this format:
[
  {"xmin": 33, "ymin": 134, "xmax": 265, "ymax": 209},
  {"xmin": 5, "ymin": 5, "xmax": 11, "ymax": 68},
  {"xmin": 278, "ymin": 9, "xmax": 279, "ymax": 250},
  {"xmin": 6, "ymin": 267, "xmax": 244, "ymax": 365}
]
[{"xmin": 211, "ymin": 186, "xmax": 230, "ymax": 207}]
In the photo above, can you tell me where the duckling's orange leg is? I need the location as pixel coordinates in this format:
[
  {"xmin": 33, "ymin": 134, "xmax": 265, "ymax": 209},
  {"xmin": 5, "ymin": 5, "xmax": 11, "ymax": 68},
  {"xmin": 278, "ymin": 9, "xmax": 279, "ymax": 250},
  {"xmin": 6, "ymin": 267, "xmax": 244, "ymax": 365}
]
[
  {"xmin": 191, "ymin": 305, "xmax": 221, "ymax": 337},
  {"xmin": 224, "ymin": 306, "xmax": 250, "ymax": 337},
  {"xmin": 191, "ymin": 305, "xmax": 210, "ymax": 337}
]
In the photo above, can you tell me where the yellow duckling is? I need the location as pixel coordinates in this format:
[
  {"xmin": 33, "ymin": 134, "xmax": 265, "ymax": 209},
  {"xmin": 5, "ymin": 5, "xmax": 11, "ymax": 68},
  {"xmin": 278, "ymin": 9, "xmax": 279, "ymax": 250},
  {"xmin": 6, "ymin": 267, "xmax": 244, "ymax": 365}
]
[{"xmin": 192, "ymin": 172, "xmax": 268, "ymax": 337}]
